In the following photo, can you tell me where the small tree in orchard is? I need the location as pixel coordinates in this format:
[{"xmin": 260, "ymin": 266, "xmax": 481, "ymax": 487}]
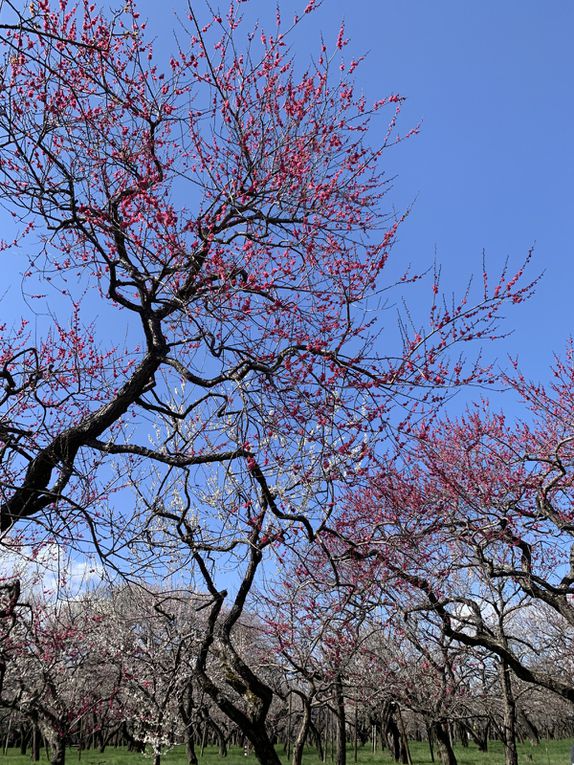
[
  {"xmin": 332, "ymin": 348, "xmax": 574, "ymax": 747},
  {"xmin": 260, "ymin": 543, "xmax": 384, "ymax": 765},
  {"xmin": 391, "ymin": 379, "xmax": 574, "ymax": 707},
  {"xmin": 368, "ymin": 608, "xmax": 483, "ymax": 765},
  {"xmin": 0, "ymin": 0, "xmax": 532, "ymax": 761},
  {"xmin": 104, "ymin": 587, "xmax": 206, "ymax": 765},
  {"xmin": 0, "ymin": 590, "xmax": 123, "ymax": 765}
]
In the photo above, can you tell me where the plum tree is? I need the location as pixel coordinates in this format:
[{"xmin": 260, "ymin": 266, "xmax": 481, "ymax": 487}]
[{"xmin": 0, "ymin": 1, "xmax": 532, "ymax": 762}]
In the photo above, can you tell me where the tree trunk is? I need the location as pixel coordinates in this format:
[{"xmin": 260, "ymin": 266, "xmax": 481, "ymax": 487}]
[
  {"xmin": 292, "ymin": 695, "xmax": 312, "ymax": 765},
  {"xmin": 462, "ymin": 722, "xmax": 488, "ymax": 753},
  {"xmin": 353, "ymin": 704, "xmax": 358, "ymax": 764},
  {"xmin": 196, "ymin": 667, "xmax": 281, "ymax": 765},
  {"xmin": 285, "ymin": 694, "xmax": 292, "ymax": 759},
  {"xmin": 309, "ymin": 721, "xmax": 324, "ymax": 761},
  {"xmin": 520, "ymin": 710, "xmax": 540, "ymax": 746},
  {"xmin": 186, "ymin": 734, "xmax": 198, "ymax": 765},
  {"xmin": 396, "ymin": 706, "xmax": 412, "ymax": 765},
  {"xmin": 425, "ymin": 722, "xmax": 435, "ymax": 763},
  {"xmin": 431, "ymin": 722, "xmax": 457, "ymax": 765},
  {"xmin": 243, "ymin": 726, "xmax": 281, "ymax": 765},
  {"xmin": 3, "ymin": 711, "xmax": 13, "ymax": 754},
  {"xmin": 31, "ymin": 723, "xmax": 41, "ymax": 762},
  {"xmin": 194, "ymin": 565, "xmax": 281, "ymax": 765},
  {"xmin": 46, "ymin": 732, "xmax": 66, "ymax": 765},
  {"xmin": 197, "ymin": 669, "xmax": 280, "ymax": 764},
  {"xmin": 334, "ymin": 674, "xmax": 346, "ymax": 765},
  {"xmin": 178, "ymin": 686, "xmax": 199, "ymax": 765},
  {"xmin": 208, "ymin": 719, "xmax": 228, "ymax": 758},
  {"xmin": 382, "ymin": 703, "xmax": 410, "ymax": 765},
  {"xmin": 121, "ymin": 723, "xmax": 145, "ymax": 753},
  {"xmin": 499, "ymin": 659, "xmax": 518, "ymax": 765},
  {"xmin": 19, "ymin": 723, "xmax": 30, "ymax": 755}
]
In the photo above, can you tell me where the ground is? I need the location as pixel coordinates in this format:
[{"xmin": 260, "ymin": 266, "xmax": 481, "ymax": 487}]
[{"xmin": 2, "ymin": 741, "xmax": 572, "ymax": 765}]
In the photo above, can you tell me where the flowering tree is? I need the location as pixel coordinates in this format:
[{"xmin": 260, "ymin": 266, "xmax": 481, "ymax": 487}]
[
  {"xmin": 407, "ymin": 404, "xmax": 574, "ymax": 697},
  {"xmin": 0, "ymin": 0, "xmax": 533, "ymax": 761},
  {"xmin": 260, "ymin": 545, "xmax": 381, "ymax": 765},
  {"xmin": 103, "ymin": 587, "xmax": 201, "ymax": 765},
  {"xmin": 351, "ymin": 350, "xmax": 574, "ymax": 711},
  {"xmin": 365, "ymin": 609, "xmax": 485, "ymax": 765},
  {"xmin": 0, "ymin": 592, "xmax": 123, "ymax": 765}
]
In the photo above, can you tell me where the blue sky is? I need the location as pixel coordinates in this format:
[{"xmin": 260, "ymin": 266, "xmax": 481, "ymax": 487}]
[
  {"xmin": 301, "ymin": 1, "xmax": 573, "ymax": 380},
  {"xmin": 132, "ymin": 0, "xmax": 574, "ymax": 383},
  {"xmin": 352, "ymin": 1, "xmax": 574, "ymax": 380}
]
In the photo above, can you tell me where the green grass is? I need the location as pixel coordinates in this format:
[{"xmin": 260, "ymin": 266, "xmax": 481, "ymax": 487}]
[{"xmin": 1, "ymin": 740, "xmax": 572, "ymax": 765}]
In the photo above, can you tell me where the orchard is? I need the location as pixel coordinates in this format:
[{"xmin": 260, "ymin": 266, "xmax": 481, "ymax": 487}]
[{"xmin": 0, "ymin": 2, "xmax": 572, "ymax": 765}]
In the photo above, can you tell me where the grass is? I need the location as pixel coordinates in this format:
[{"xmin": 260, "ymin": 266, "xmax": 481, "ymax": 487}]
[{"xmin": 0, "ymin": 740, "xmax": 571, "ymax": 765}]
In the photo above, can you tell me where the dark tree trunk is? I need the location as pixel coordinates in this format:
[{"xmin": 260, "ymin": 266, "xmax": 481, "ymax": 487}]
[
  {"xmin": 208, "ymin": 718, "xmax": 228, "ymax": 758},
  {"xmin": 186, "ymin": 733, "xmax": 199, "ymax": 765},
  {"xmin": 383, "ymin": 703, "xmax": 410, "ymax": 765},
  {"xmin": 499, "ymin": 660, "xmax": 518, "ymax": 765},
  {"xmin": 309, "ymin": 721, "xmax": 324, "ymax": 761},
  {"xmin": 396, "ymin": 706, "xmax": 412, "ymax": 765},
  {"xmin": 425, "ymin": 723, "xmax": 435, "ymax": 763},
  {"xmin": 93, "ymin": 715, "xmax": 105, "ymax": 754},
  {"xmin": 196, "ymin": 666, "xmax": 281, "ymax": 765},
  {"xmin": 194, "ymin": 546, "xmax": 281, "ymax": 765},
  {"xmin": 520, "ymin": 710, "xmax": 540, "ymax": 746},
  {"xmin": 292, "ymin": 695, "xmax": 312, "ymax": 765},
  {"xmin": 31, "ymin": 723, "xmax": 41, "ymax": 762},
  {"xmin": 244, "ymin": 726, "xmax": 281, "ymax": 765},
  {"xmin": 178, "ymin": 684, "xmax": 199, "ymax": 765},
  {"xmin": 285, "ymin": 694, "xmax": 292, "ymax": 759},
  {"xmin": 353, "ymin": 704, "xmax": 358, "ymax": 764},
  {"xmin": 121, "ymin": 723, "xmax": 145, "ymax": 753},
  {"xmin": 384, "ymin": 704, "xmax": 401, "ymax": 761},
  {"xmin": 93, "ymin": 726, "xmax": 105, "ymax": 754},
  {"xmin": 463, "ymin": 721, "xmax": 488, "ymax": 752},
  {"xmin": 19, "ymin": 723, "xmax": 30, "ymax": 755},
  {"xmin": 431, "ymin": 722, "xmax": 457, "ymax": 765},
  {"xmin": 46, "ymin": 732, "xmax": 66, "ymax": 765},
  {"xmin": 334, "ymin": 674, "xmax": 346, "ymax": 765}
]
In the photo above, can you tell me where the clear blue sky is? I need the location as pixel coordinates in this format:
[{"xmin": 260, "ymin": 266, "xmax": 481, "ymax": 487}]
[{"xmin": 132, "ymin": 0, "xmax": 574, "ymax": 383}]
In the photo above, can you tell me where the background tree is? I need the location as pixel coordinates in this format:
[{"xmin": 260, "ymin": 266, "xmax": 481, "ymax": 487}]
[
  {"xmin": 332, "ymin": 352, "xmax": 574, "ymax": 729},
  {"xmin": 399, "ymin": 383, "xmax": 574, "ymax": 705},
  {"xmin": 260, "ymin": 544, "xmax": 384, "ymax": 765},
  {"xmin": 0, "ymin": 590, "xmax": 124, "ymax": 765}
]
